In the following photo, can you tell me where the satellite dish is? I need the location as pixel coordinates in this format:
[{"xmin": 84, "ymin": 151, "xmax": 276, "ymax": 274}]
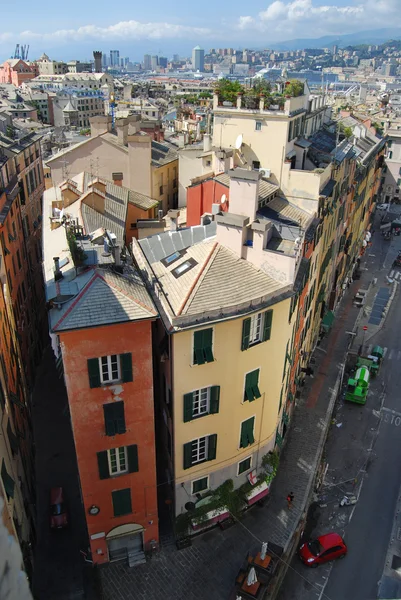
[
  {"xmin": 235, "ymin": 134, "xmax": 243, "ymax": 150},
  {"xmin": 221, "ymin": 194, "xmax": 227, "ymax": 204}
]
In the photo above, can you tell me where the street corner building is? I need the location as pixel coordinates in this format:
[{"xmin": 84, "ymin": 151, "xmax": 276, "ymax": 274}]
[
  {"xmin": 42, "ymin": 173, "xmax": 159, "ymax": 565},
  {"xmin": 132, "ymin": 168, "xmax": 302, "ymax": 527}
]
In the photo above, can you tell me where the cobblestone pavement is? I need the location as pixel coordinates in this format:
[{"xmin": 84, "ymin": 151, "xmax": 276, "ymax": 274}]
[{"xmin": 99, "ymin": 279, "xmax": 364, "ymax": 600}]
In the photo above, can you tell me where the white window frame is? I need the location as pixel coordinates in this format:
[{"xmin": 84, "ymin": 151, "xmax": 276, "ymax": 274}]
[
  {"xmin": 107, "ymin": 446, "xmax": 128, "ymax": 475},
  {"xmin": 99, "ymin": 354, "xmax": 121, "ymax": 384},
  {"xmin": 237, "ymin": 456, "xmax": 252, "ymax": 476},
  {"xmin": 192, "ymin": 387, "xmax": 210, "ymax": 418},
  {"xmin": 191, "ymin": 475, "xmax": 209, "ymax": 495},
  {"xmin": 249, "ymin": 312, "xmax": 265, "ymax": 346},
  {"xmin": 191, "ymin": 436, "xmax": 208, "ymax": 464},
  {"xmin": 255, "ymin": 121, "xmax": 262, "ymax": 131}
]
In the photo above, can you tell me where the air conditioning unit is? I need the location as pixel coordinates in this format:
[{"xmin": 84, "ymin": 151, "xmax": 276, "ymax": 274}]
[{"xmin": 259, "ymin": 168, "xmax": 271, "ymax": 178}]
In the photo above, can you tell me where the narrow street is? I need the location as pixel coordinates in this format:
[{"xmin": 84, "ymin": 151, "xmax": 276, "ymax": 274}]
[{"xmin": 279, "ymin": 212, "xmax": 401, "ymax": 600}]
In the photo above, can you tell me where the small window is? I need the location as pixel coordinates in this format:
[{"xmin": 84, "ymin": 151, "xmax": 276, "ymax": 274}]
[
  {"xmin": 252, "ymin": 161, "xmax": 261, "ymax": 170},
  {"xmin": 192, "ymin": 476, "xmax": 208, "ymax": 494},
  {"xmin": 193, "ymin": 387, "xmax": 210, "ymax": 417},
  {"xmin": 240, "ymin": 417, "xmax": 255, "ymax": 449},
  {"xmin": 112, "ymin": 488, "xmax": 132, "ymax": 517},
  {"xmin": 172, "ymin": 258, "xmax": 198, "ymax": 279},
  {"xmin": 99, "ymin": 355, "xmax": 120, "ymax": 383},
  {"xmin": 161, "ymin": 250, "xmax": 185, "ymax": 267},
  {"xmin": 183, "ymin": 434, "xmax": 217, "ymax": 469},
  {"xmin": 108, "ymin": 447, "xmax": 128, "ymax": 475},
  {"xmin": 255, "ymin": 121, "xmax": 262, "ymax": 131},
  {"xmin": 244, "ymin": 369, "xmax": 261, "ymax": 402},
  {"xmin": 192, "ymin": 436, "xmax": 208, "ymax": 464},
  {"xmin": 238, "ymin": 456, "xmax": 252, "ymax": 475},
  {"xmin": 193, "ymin": 328, "xmax": 214, "ymax": 365}
]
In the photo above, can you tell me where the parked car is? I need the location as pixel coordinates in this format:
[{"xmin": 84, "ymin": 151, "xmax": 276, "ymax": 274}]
[
  {"xmin": 299, "ymin": 532, "xmax": 347, "ymax": 567},
  {"xmin": 50, "ymin": 487, "xmax": 68, "ymax": 529}
]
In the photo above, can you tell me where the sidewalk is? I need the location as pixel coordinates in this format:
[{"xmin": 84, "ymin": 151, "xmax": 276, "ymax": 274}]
[{"xmin": 98, "ymin": 277, "xmax": 368, "ymax": 600}]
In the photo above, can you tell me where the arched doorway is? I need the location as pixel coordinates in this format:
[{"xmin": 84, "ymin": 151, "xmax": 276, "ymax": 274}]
[{"xmin": 106, "ymin": 523, "xmax": 144, "ymax": 562}]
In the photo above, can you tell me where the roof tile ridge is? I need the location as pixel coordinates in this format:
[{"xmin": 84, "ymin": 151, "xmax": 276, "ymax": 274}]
[
  {"xmin": 100, "ymin": 271, "xmax": 157, "ymax": 315},
  {"xmin": 53, "ymin": 270, "xmax": 100, "ymax": 330}
]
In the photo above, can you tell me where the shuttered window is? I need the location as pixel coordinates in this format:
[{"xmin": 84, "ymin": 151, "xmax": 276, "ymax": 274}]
[
  {"xmin": 87, "ymin": 353, "xmax": 133, "ymax": 388},
  {"xmin": 240, "ymin": 417, "xmax": 255, "ymax": 449},
  {"xmin": 183, "ymin": 434, "xmax": 217, "ymax": 469},
  {"xmin": 97, "ymin": 444, "xmax": 138, "ymax": 479},
  {"xmin": 244, "ymin": 370, "xmax": 261, "ymax": 402},
  {"xmin": 1, "ymin": 459, "xmax": 15, "ymax": 499},
  {"xmin": 193, "ymin": 329, "xmax": 214, "ymax": 365},
  {"xmin": 241, "ymin": 311, "xmax": 273, "ymax": 350},
  {"xmin": 112, "ymin": 488, "xmax": 132, "ymax": 517},
  {"xmin": 183, "ymin": 386, "xmax": 220, "ymax": 422},
  {"xmin": 103, "ymin": 402, "xmax": 126, "ymax": 436}
]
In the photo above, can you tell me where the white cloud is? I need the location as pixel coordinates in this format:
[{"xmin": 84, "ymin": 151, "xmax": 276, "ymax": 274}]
[
  {"xmin": 238, "ymin": 0, "xmax": 401, "ymax": 38},
  {"xmin": 0, "ymin": 19, "xmax": 213, "ymax": 45}
]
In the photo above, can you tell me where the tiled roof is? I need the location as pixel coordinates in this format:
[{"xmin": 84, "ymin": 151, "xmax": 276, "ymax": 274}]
[
  {"xmin": 128, "ymin": 190, "xmax": 159, "ymax": 211},
  {"xmin": 213, "ymin": 173, "xmax": 279, "ymax": 202},
  {"xmin": 53, "ymin": 270, "xmax": 156, "ymax": 332},
  {"xmin": 258, "ymin": 197, "xmax": 311, "ymax": 228},
  {"xmin": 183, "ymin": 245, "xmax": 284, "ymax": 317},
  {"xmin": 151, "ymin": 140, "xmax": 178, "ymax": 167}
]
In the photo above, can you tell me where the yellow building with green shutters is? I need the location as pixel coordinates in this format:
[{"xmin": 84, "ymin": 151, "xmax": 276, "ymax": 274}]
[{"xmin": 132, "ymin": 169, "xmax": 304, "ymax": 517}]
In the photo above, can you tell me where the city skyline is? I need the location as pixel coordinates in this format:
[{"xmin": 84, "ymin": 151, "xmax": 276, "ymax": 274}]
[{"xmin": 1, "ymin": 0, "xmax": 401, "ymax": 60}]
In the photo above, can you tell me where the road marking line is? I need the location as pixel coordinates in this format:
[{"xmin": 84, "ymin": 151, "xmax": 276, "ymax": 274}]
[
  {"xmin": 390, "ymin": 270, "xmax": 395, "ymax": 278},
  {"xmin": 389, "ymin": 349, "xmax": 395, "ymax": 359},
  {"xmin": 367, "ymin": 344, "xmax": 372, "ymax": 355},
  {"xmin": 382, "ymin": 406, "xmax": 401, "ymax": 418},
  {"xmin": 383, "ymin": 347, "xmax": 388, "ymax": 357}
]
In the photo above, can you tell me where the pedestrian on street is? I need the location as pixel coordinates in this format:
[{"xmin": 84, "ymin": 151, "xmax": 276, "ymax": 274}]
[{"xmin": 287, "ymin": 492, "xmax": 294, "ymax": 509}]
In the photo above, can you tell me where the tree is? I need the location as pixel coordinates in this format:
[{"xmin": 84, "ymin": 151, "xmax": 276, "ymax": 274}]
[
  {"xmin": 214, "ymin": 79, "xmax": 244, "ymax": 104},
  {"xmin": 284, "ymin": 79, "xmax": 304, "ymax": 97}
]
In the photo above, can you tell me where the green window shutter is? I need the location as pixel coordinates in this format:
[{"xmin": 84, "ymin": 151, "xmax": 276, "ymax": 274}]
[
  {"xmin": 1, "ymin": 459, "xmax": 15, "ymax": 499},
  {"xmin": 183, "ymin": 442, "xmax": 193, "ymax": 470},
  {"xmin": 203, "ymin": 328, "xmax": 214, "ymax": 363},
  {"xmin": 120, "ymin": 353, "xmax": 133, "ymax": 383},
  {"xmin": 97, "ymin": 451, "xmax": 110, "ymax": 480},
  {"xmin": 183, "ymin": 393, "xmax": 194, "ymax": 422},
  {"xmin": 240, "ymin": 421, "xmax": 247, "ymax": 448},
  {"xmin": 279, "ymin": 386, "xmax": 283, "ymax": 412},
  {"xmin": 103, "ymin": 403, "xmax": 116, "ymax": 436},
  {"xmin": 248, "ymin": 417, "xmax": 255, "ymax": 445},
  {"xmin": 244, "ymin": 371, "xmax": 254, "ymax": 402},
  {"xmin": 7, "ymin": 421, "xmax": 18, "ymax": 456},
  {"xmin": 275, "ymin": 430, "xmax": 283, "ymax": 449},
  {"xmin": 114, "ymin": 402, "xmax": 126, "ymax": 434},
  {"xmin": 282, "ymin": 341, "xmax": 289, "ymax": 381},
  {"xmin": 127, "ymin": 444, "xmax": 139, "ymax": 473},
  {"xmin": 103, "ymin": 402, "xmax": 126, "ymax": 436},
  {"xmin": 87, "ymin": 358, "xmax": 101, "ymax": 388},
  {"xmin": 262, "ymin": 311, "xmax": 273, "ymax": 341},
  {"xmin": 208, "ymin": 434, "xmax": 217, "ymax": 461},
  {"xmin": 241, "ymin": 318, "xmax": 251, "ymax": 351},
  {"xmin": 209, "ymin": 386, "xmax": 220, "ymax": 414},
  {"xmin": 193, "ymin": 331, "xmax": 205, "ymax": 365},
  {"xmin": 251, "ymin": 369, "xmax": 261, "ymax": 399},
  {"xmin": 112, "ymin": 488, "xmax": 132, "ymax": 517}
]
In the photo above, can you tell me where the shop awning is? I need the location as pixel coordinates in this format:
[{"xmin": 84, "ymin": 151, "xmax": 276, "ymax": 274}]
[{"xmin": 321, "ymin": 310, "xmax": 335, "ymax": 331}]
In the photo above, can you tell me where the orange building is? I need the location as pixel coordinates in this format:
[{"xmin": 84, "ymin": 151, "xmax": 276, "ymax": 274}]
[
  {"xmin": 0, "ymin": 132, "xmax": 47, "ymax": 387},
  {"xmin": 0, "ymin": 59, "xmax": 38, "ymax": 86},
  {"xmin": 42, "ymin": 175, "xmax": 159, "ymax": 565}
]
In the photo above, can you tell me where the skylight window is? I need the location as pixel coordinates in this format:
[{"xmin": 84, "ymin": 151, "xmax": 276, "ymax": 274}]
[
  {"xmin": 172, "ymin": 258, "xmax": 198, "ymax": 279},
  {"xmin": 161, "ymin": 249, "xmax": 186, "ymax": 267}
]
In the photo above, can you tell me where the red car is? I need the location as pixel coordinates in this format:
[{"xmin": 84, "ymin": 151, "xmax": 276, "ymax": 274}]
[
  {"xmin": 299, "ymin": 532, "xmax": 347, "ymax": 567},
  {"xmin": 50, "ymin": 487, "xmax": 68, "ymax": 529}
]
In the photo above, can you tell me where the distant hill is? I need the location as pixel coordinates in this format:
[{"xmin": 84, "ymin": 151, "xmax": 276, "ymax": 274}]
[{"xmin": 271, "ymin": 28, "xmax": 401, "ymax": 51}]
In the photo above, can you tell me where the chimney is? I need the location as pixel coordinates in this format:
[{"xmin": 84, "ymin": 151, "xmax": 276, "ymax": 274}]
[
  {"xmin": 228, "ymin": 168, "xmax": 261, "ymax": 223},
  {"xmin": 90, "ymin": 115, "xmax": 112, "ymax": 137},
  {"xmin": 113, "ymin": 246, "xmax": 121, "ymax": 266},
  {"xmin": 88, "ymin": 177, "xmax": 106, "ymax": 195},
  {"xmin": 168, "ymin": 209, "xmax": 180, "ymax": 231},
  {"xmin": 53, "ymin": 256, "xmax": 63, "ymax": 281},
  {"xmin": 116, "ymin": 118, "xmax": 129, "ymax": 146},
  {"xmin": 60, "ymin": 180, "xmax": 80, "ymax": 207},
  {"xmin": 251, "ymin": 221, "xmax": 271, "ymax": 253},
  {"xmin": 203, "ymin": 134, "xmax": 212, "ymax": 152},
  {"xmin": 127, "ymin": 133, "xmax": 152, "ymax": 194},
  {"xmin": 112, "ymin": 172, "xmax": 123, "ymax": 187}
]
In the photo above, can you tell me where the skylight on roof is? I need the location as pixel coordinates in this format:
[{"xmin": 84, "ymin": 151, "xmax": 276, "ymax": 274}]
[
  {"xmin": 161, "ymin": 249, "xmax": 186, "ymax": 267},
  {"xmin": 172, "ymin": 258, "xmax": 198, "ymax": 279}
]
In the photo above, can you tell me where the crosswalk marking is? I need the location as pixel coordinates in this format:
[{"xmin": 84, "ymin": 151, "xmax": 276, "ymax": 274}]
[
  {"xmin": 361, "ymin": 346, "xmax": 401, "ymax": 360},
  {"xmin": 389, "ymin": 349, "xmax": 395, "ymax": 359},
  {"xmin": 383, "ymin": 347, "xmax": 388, "ymax": 357},
  {"xmin": 396, "ymin": 272, "xmax": 401, "ymax": 281},
  {"xmin": 388, "ymin": 270, "xmax": 401, "ymax": 280},
  {"xmin": 390, "ymin": 270, "xmax": 395, "ymax": 278}
]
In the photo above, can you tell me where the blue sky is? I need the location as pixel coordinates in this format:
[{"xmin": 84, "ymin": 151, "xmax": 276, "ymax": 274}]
[{"xmin": 1, "ymin": 0, "xmax": 399, "ymax": 61}]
